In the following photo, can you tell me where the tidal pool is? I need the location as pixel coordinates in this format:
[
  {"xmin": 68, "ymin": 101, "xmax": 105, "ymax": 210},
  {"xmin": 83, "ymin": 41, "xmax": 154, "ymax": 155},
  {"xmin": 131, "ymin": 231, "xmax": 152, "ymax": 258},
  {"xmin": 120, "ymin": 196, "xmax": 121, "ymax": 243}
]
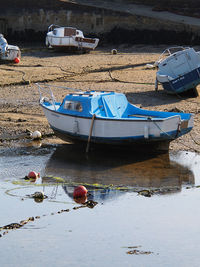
[{"xmin": 0, "ymin": 142, "xmax": 200, "ymax": 267}]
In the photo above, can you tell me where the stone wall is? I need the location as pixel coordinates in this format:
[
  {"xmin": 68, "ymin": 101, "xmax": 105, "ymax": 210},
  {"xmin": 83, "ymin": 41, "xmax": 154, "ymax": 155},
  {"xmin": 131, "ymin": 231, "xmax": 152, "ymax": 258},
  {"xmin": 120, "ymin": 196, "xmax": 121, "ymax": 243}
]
[{"xmin": 1, "ymin": 1, "xmax": 200, "ymax": 45}]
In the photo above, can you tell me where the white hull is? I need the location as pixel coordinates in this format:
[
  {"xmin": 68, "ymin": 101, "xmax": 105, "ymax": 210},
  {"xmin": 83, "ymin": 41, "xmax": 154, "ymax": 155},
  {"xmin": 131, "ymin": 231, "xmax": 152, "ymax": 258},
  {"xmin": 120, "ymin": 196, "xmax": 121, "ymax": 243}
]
[
  {"xmin": 0, "ymin": 45, "xmax": 20, "ymax": 61},
  {"xmin": 46, "ymin": 36, "xmax": 99, "ymax": 50},
  {"xmin": 42, "ymin": 106, "xmax": 192, "ymax": 144}
]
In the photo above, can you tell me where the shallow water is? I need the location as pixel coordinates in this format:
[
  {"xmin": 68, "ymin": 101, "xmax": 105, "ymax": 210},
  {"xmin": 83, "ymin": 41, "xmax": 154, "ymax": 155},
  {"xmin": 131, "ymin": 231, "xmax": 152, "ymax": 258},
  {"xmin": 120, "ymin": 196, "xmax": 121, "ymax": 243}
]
[{"xmin": 1, "ymin": 142, "xmax": 200, "ymax": 267}]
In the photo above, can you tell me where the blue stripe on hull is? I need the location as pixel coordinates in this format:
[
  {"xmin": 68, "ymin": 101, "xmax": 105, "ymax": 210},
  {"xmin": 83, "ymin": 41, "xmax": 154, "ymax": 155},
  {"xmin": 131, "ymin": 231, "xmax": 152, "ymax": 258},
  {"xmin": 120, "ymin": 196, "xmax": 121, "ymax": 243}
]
[
  {"xmin": 50, "ymin": 125, "xmax": 192, "ymax": 145},
  {"xmin": 161, "ymin": 67, "xmax": 200, "ymax": 94}
]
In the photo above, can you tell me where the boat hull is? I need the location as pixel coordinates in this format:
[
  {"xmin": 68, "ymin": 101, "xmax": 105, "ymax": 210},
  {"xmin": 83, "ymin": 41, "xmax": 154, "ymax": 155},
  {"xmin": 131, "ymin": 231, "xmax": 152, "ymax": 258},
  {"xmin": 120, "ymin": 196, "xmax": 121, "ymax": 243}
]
[
  {"xmin": 52, "ymin": 126, "xmax": 172, "ymax": 152},
  {"xmin": 0, "ymin": 45, "xmax": 20, "ymax": 61},
  {"xmin": 41, "ymin": 105, "xmax": 193, "ymax": 151},
  {"xmin": 46, "ymin": 36, "xmax": 99, "ymax": 51},
  {"xmin": 158, "ymin": 67, "xmax": 200, "ymax": 94}
]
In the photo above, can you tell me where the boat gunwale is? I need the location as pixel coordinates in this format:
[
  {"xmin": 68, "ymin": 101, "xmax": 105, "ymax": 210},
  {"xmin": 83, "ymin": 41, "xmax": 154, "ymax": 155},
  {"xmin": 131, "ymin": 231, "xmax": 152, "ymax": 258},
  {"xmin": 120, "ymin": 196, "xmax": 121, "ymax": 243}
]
[
  {"xmin": 40, "ymin": 103, "xmax": 183, "ymax": 122},
  {"xmin": 46, "ymin": 34, "xmax": 98, "ymax": 40}
]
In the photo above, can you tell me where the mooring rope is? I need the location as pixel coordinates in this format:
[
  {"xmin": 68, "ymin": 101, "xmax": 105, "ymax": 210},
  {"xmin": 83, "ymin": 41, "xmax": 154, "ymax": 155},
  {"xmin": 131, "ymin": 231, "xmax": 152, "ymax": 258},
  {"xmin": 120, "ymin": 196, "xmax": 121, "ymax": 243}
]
[{"xmin": 151, "ymin": 118, "xmax": 200, "ymax": 153}]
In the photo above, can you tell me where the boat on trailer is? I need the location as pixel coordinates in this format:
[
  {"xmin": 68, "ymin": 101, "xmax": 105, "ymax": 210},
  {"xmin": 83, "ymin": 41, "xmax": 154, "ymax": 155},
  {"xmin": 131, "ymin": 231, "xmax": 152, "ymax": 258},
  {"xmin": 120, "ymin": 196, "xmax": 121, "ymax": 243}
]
[
  {"xmin": 155, "ymin": 47, "xmax": 200, "ymax": 96},
  {"xmin": 0, "ymin": 34, "xmax": 21, "ymax": 63},
  {"xmin": 37, "ymin": 83, "xmax": 194, "ymax": 152},
  {"xmin": 45, "ymin": 24, "xmax": 99, "ymax": 52}
]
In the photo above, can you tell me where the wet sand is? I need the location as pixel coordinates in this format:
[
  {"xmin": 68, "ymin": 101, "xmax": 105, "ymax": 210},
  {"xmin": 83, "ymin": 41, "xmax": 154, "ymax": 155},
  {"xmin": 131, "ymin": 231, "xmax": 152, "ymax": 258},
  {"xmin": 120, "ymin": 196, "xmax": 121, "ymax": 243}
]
[{"xmin": 1, "ymin": 44, "xmax": 200, "ymax": 152}]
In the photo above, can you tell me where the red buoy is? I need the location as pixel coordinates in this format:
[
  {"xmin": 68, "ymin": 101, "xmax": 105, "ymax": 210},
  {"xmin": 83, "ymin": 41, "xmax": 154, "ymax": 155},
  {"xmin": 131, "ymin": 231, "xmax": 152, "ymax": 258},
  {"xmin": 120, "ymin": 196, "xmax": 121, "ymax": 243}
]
[
  {"xmin": 74, "ymin": 195, "xmax": 87, "ymax": 204},
  {"xmin": 14, "ymin": 57, "xmax": 20, "ymax": 64},
  {"xmin": 73, "ymin": 185, "xmax": 88, "ymax": 198},
  {"xmin": 28, "ymin": 171, "xmax": 40, "ymax": 179}
]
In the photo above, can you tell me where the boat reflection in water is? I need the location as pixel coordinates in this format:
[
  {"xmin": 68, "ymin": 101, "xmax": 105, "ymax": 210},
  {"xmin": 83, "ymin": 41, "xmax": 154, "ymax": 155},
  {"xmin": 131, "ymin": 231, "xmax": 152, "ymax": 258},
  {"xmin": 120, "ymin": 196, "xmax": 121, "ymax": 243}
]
[{"xmin": 43, "ymin": 144, "xmax": 194, "ymax": 202}]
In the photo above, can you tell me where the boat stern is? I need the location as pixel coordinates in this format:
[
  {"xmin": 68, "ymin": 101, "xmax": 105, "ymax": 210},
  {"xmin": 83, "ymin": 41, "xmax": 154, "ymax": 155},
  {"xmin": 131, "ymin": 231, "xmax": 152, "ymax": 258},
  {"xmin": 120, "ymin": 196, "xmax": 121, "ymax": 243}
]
[{"xmin": 179, "ymin": 113, "xmax": 194, "ymax": 133}]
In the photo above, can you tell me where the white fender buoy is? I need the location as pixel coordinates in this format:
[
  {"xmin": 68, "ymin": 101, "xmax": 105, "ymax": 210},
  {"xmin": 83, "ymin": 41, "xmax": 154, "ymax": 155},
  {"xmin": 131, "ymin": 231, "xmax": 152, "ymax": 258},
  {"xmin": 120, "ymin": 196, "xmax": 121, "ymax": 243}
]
[
  {"xmin": 111, "ymin": 49, "xmax": 117, "ymax": 55},
  {"xmin": 146, "ymin": 64, "xmax": 154, "ymax": 69},
  {"xmin": 32, "ymin": 130, "xmax": 42, "ymax": 140}
]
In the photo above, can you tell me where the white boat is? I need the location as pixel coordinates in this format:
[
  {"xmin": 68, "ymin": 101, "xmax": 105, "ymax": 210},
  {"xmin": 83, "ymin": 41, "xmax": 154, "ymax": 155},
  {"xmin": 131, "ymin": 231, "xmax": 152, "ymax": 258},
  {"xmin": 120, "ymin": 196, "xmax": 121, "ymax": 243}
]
[
  {"xmin": 0, "ymin": 34, "xmax": 21, "ymax": 62},
  {"xmin": 155, "ymin": 47, "xmax": 200, "ymax": 95},
  {"xmin": 37, "ymin": 83, "xmax": 194, "ymax": 152},
  {"xmin": 45, "ymin": 24, "xmax": 99, "ymax": 52}
]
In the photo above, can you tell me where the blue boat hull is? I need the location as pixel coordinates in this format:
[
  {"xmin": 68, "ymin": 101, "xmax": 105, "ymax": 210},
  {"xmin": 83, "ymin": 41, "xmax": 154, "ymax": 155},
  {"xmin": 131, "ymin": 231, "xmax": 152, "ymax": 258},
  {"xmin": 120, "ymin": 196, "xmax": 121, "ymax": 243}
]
[
  {"xmin": 161, "ymin": 67, "xmax": 200, "ymax": 94},
  {"xmin": 51, "ymin": 125, "xmax": 193, "ymax": 152}
]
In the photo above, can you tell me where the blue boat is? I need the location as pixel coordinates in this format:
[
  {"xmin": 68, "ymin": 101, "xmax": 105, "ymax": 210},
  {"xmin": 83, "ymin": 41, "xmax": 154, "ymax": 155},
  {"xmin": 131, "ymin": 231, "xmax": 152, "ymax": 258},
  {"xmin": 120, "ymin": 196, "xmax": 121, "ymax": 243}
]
[
  {"xmin": 155, "ymin": 47, "xmax": 200, "ymax": 96},
  {"xmin": 37, "ymin": 83, "xmax": 194, "ymax": 152}
]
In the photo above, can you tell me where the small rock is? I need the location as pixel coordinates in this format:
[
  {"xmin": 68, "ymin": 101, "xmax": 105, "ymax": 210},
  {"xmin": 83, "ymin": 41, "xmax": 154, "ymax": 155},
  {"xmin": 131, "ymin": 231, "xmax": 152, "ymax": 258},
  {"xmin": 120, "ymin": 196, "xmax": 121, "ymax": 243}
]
[{"xmin": 138, "ymin": 190, "xmax": 153, "ymax": 197}]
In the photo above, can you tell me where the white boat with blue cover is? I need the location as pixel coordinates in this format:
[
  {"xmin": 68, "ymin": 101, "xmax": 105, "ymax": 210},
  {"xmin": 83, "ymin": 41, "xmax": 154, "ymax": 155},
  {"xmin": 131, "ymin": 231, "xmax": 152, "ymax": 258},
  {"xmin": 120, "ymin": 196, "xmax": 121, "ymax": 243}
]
[
  {"xmin": 155, "ymin": 47, "xmax": 200, "ymax": 95},
  {"xmin": 37, "ymin": 83, "xmax": 194, "ymax": 151}
]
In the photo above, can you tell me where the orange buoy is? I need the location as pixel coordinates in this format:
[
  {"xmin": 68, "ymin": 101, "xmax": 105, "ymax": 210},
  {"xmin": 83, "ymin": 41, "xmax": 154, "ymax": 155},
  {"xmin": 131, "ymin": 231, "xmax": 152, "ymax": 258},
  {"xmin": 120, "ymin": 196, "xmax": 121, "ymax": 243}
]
[
  {"xmin": 73, "ymin": 185, "xmax": 88, "ymax": 198},
  {"xmin": 14, "ymin": 57, "xmax": 20, "ymax": 64}
]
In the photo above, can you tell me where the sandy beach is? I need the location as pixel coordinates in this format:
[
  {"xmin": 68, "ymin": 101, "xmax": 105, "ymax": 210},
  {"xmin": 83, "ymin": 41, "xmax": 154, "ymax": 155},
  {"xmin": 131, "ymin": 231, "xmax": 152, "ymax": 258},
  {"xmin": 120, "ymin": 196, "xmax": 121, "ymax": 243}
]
[{"xmin": 1, "ymin": 44, "xmax": 200, "ymax": 152}]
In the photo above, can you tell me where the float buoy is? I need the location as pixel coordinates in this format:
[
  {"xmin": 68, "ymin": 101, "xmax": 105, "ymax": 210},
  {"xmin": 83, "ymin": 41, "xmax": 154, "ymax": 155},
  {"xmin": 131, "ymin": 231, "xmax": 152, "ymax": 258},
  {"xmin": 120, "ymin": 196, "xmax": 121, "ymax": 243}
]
[
  {"xmin": 111, "ymin": 49, "xmax": 117, "ymax": 55},
  {"xmin": 74, "ymin": 195, "xmax": 87, "ymax": 204},
  {"xmin": 28, "ymin": 171, "xmax": 40, "ymax": 179},
  {"xmin": 73, "ymin": 185, "xmax": 88, "ymax": 198},
  {"xmin": 33, "ymin": 191, "xmax": 45, "ymax": 203},
  {"xmin": 32, "ymin": 130, "xmax": 42, "ymax": 140},
  {"xmin": 14, "ymin": 57, "xmax": 20, "ymax": 64}
]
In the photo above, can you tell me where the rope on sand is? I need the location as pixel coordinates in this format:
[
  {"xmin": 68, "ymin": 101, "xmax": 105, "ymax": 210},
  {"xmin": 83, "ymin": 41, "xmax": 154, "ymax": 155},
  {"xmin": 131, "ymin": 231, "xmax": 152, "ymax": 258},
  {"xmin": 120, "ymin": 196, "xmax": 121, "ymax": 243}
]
[{"xmin": 108, "ymin": 69, "xmax": 155, "ymax": 85}]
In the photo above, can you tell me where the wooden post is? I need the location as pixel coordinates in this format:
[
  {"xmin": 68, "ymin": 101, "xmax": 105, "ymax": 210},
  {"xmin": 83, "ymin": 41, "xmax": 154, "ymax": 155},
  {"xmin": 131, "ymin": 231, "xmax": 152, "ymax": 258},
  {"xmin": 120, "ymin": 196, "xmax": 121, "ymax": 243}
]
[
  {"xmin": 155, "ymin": 78, "xmax": 158, "ymax": 91},
  {"xmin": 86, "ymin": 114, "xmax": 96, "ymax": 153}
]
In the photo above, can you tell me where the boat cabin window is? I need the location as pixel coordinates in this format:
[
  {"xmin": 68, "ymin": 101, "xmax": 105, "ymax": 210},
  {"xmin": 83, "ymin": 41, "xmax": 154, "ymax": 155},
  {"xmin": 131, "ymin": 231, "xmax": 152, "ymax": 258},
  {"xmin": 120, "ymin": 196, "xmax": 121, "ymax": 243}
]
[
  {"xmin": 53, "ymin": 29, "xmax": 57, "ymax": 35},
  {"xmin": 64, "ymin": 101, "xmax": 83, "ymax": 112},
  {"xmin": 64, "ymin": 28, "xmax": 76, "ymax": 36}
]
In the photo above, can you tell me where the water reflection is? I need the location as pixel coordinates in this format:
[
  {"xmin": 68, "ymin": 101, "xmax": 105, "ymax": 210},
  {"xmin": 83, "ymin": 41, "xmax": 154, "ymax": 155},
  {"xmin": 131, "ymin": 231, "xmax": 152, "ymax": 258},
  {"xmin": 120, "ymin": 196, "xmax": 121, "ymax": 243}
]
[
  {"xmin": 43, "ymin": 144, "xmax": 195, "ymax": 201},
  {"xmin": 170, "ymin": 151, "xmax": 200, "ymax": 185}
]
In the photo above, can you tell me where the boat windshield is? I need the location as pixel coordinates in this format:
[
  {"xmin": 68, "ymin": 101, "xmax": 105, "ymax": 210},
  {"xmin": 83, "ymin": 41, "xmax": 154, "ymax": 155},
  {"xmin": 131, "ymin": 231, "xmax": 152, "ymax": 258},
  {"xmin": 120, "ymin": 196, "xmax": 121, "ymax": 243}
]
[
  {"xmin": 157, "ymin": 46, "xmax": 190, "ymax": 62},
  {"xmin": 64, "ymin": 100, "xmax": 83, "ymax": 112}
]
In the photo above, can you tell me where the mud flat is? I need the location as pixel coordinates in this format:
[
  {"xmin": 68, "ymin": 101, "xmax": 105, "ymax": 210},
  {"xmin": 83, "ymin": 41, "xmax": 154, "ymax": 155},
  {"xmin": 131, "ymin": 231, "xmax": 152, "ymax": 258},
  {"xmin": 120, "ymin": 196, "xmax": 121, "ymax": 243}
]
[{"xmin": 0, "ymin": 44, "xmax": 200, "ymax": 152}]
